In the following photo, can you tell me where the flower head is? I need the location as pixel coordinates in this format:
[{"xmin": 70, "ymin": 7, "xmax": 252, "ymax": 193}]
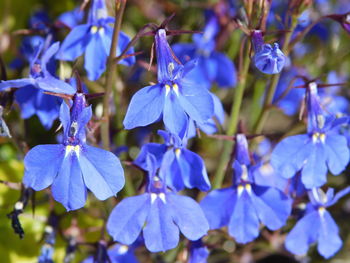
[
  {"xmin": 56, "ymin": 0, "xmax": 135, "ymax": 80},
  {"xmin": 124, "ymin": 29, "xmax": 214, "ymax": 137},
  {"xmin": 23, "ymin": 91, "xmax": 125, "ymax": 211},
  {"xmin": 285, "ymin": 187, "xmax": 350, "ymax": 258},
  {"xmin": 271, "ymin": 83, "xmax": 350, "ymax": 188},
  {"xmin": 107, "ymin": 153, "xmax": 209, "ymax": 252},
  {"xmin": 252, "ymin": 30, "xmax": 286, "ymax": 74}
]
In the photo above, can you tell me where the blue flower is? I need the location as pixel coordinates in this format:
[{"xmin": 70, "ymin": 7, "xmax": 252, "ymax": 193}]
[
  {"xmin": 285, "ymin": 187, "xmax": 350, "ymax": 259},
  {"xmin": 23, "ymin": 92, "xmax": 125, "ymax": 211},
  {"xmin": 56, "ymin": 0, "xmax": 135, "ymax": 80},
  {"xmin": 0, "ymin": 41, "xmax": 75, "ymax": 95},
  {"xmin": 107, "ymin": 153, "xmax": 209, "ymax": 252},
  {"xmin": 134, "ymin": 130, "xmax": 211, "ymax": 191},
  {"xmin": 188, "ymin": 239, "xmax": 209, "ymax": 263},
  {"xmin": 123, "ymin": 29, "xmax": 214, "ymax": 137},
  {"xmin": 271, "ymin": 83, "xmax": 350, "ymax": 188},
  {"xmin": 82, "ymin": 242, "xmax": 139, "ymax": 263},
  {"xmin": 172, "ymin": 12, "xmax": 237, "ymax": 89},
  {"xmin": 251, "ymin": 30, "xmax": 286, "ymax": 74},
  {"xmin": 200, "ymin": 134, "xmax": 292, "ymax": 244},
  {"xmin": 38, "ymin": 225, "xmax": 56, "ymax": 263}
]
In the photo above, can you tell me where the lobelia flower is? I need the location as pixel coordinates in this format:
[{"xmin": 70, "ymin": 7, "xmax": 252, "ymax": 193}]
[
  {"xmin": 23, "ymin": 91, "xmax": 125, "ymax": 211},
  {"xmin": 251, "ymin": 30, "xmax": 286, "ymax": 74},
  {"xmin": 56, "ymin": 0, "xmax": 135, "ymax": 80},
  {"xmin": 188, "ymin": 239, "xmax": 209, "ymax": 263},
  {"xmin": 0, "ymin": 41, "xmax": 75, "ymax": 95},
  {"xmin": 134, "ymin": 130, "xmax": 211, "ymax": 191},
  {"xmin": 172, "ymin": 11, "xmax": 237, "ymax": 89},
  {"xmin": 107, "ymin": 153, "xmax": 209, "ymax": 252},
  {"xmin": 271, "ymin": 82, "xmax": 350, "ymax": 189},
  {"xmin": 123, "ymin": 28, "xmax": 214, "ymax": 137},
  {"xmin": 285, "ymin": 187, "xmax": 350, "ymax": 259},
  {"xmin": 200, "ymin": 134, "xmax": 292, "ymax": 244},
  {"xmin": 82, "ymin": 241, "xmax": 139, "ymax": 263},
  {"xmin": 38, "ymin": 225, "xmax": 56, "ymax": 263},
  {"xmin": 56, "ymin": 7, "xmax": 84, "ymax": 28}
]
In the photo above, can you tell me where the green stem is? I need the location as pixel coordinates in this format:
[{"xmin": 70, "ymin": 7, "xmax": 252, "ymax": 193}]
[
  {"xmin": 212, "ymin": 41, "xmax": 251, "ymax": 189},
  {"xmin": 101, "ymin": 0, "xmax": 126, "ymax": 150},
  {"xmin": 252, "ymin": 16, "xmax": 298, "ymax": 134}
]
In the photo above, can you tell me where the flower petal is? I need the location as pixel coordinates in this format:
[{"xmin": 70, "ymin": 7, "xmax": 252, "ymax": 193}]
[
  {"xmin": 107, "ymin": 194, "xmax": 150, "ymax": 245},
  {"xmin": 23, "ymin": 144, "xmax": 65, "ymax": 190},
  {"xmin": 325, "ymin": 134, "xmax": 350, "ymax": 175},
  {"xmin": 200, "ymin": 188, "xmax": 236, "ymax": 229},
  {"xmin": 123, "ymin": 85, "xmax": 165, "ymax": 130},
  {"xmin": 80, "ymin": 145, "xmax": 125, "ymax": 200},
  {"xmin": 51, "ymin": 152, "xmax": 87, "ymax": 211},
  {"xmin": 168, "ymin": 194, "xmax": 209, "ymax": 240},
  {"xmin": 143, "ymin": 198, "xmax": 179, "ymax": 252}
]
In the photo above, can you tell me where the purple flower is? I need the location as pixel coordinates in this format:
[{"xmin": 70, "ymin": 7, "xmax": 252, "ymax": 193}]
[
  {"xmin": 0, "ymin": 41, "xmax": 75, "ymax": 95},
  {"xmin": 107, "ymin": 153, "xmax": 209, "ymax": 252},
  {"xmin": 56, "ymin": 0, "xmax": 135, "ymax": 80},
  {"xmin": 285, "ymin": 187, "xmax": 350, "ymax": 258},
  {"xmin": 271, "ymin": 83, "xmax": 350, "ymax": 188},
  {"xmin": 23, "ymin": 92, "xmax": 125, "ymax": 211},
  {"xmin": 201, "ymin": 134, "xmax": 292, "ymax": 244},
  {"xmin": 251, "ymin": 30, "xmax": 286, "ymax": 74},
  {"xmin": 134, "ymin": 130, "xmax": 211, "ymax": 191},
  {"xmin": 123, "ymin": 29, "xmax": 214, "ymax": 137}
]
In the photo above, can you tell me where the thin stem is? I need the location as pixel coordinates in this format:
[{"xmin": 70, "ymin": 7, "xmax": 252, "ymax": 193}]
[
  {"xmin": 101, "ymin": 0, "xmax": 126, "ymax": 150},
  {"xmin": 252, "ymin": 15, "xmax": 299, "ymax": 135},
  {"xmin": 212, "ymin": 39, "xmax": 251, "ymax": 189}
]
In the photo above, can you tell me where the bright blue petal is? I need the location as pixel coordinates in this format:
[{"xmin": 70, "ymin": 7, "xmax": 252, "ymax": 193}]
[
  {"xmin": 168, "ymin": 194, "xmax": 209, "ymax": 240},
  {"xmin": 37, "ymin": 76, "xmax": 76, "ymax": 94},
  {"xmin": 254, "ymin": 43, "xmax": 286, "ymax": 74},
  {"xmin": 285, "ymin": 211, "xmax": 320, "ymax": 256},
  {"xmin": 23, "ymin": 144, "xmax": 65, "ymax": 190},
  {"xmin": 317, "ymin": 210, "xmax": 342, "ymax": 259},
  {"xmin": 228, "ymin": 190, "xmax": 259, "ymax": 244},
  {"xmin": 15, "ymin": 86, "xmax": 37, "ymax": 119},
  {"xmin": 176, "ymin": 148, "xmax": 211, "ymax": 191},
  {"xmin": 41, "ymin": 42, "xmax": 60, "ymax": 72},
  {"xmin": 84, "ymin": 31, "xmax": 108, "ymax": 80},
  {"xmin": 124, "ymin": 85, "xmax": 165, "ymax": 130},
  {"xmin": 325, "ymin": 134, "xmax": 350, "ymax": 175},
  {"xmin": 200, "ymin": 188, "xmax": 236, "ymax": 229},
  {"xmin": 301, "ymin": 142, "xmax": 327, "ymax": 188},
  {"xmin": 79, "ymin": 145, "xmax": 125, "ymax": 200},
  {"xmin": 57, "ymin": 24, "xmax": 91, "ymax": 61},
  {"xmin": 172, "ymin": 43, "xmax": 196, "ymax": 64},
  {"xmin": 0, "ymin": 78, "xmax": 36, "ymax": 91},
  {"xmin": 163, "ymin": 92, "xmax": 188, "ymax": 137},
  {"xmin": 51, "ymin": 152, "xmax": 87, "ymax": 211},
  {"xmin": 177, "ymin": 81, "xmax": 214, "ymax": 125},
  {"xmin": 251, "ymin": 185, "xmax": 292, "ymax": 230},
  {"xmin": 162, "ymin": 150, "xmax": 185, "ymax": 191},
  {"xmin": 327, "ymin": 186, "xmax": 350, "ymax": 207},
  {"xmin": 118, "ymin": 31, "xmax": 136, "ymax": 66},
  {"xmin": 270, "ymin": 134, "xmax": 312, "ymax": 179},
  {"xmin": 211, "ymin": 51, "xmax": 237, "ymax": 87},
  {"xmin": 134, "ymin": 143, "xmax": 167, "ymax": 170},
  {"xmin": 143, "ymin": 198, "xmax": 179, "ymax": 252},
  {"xmin": 107, "ymin": 194, "xmax": 150, "ymax": 245}
]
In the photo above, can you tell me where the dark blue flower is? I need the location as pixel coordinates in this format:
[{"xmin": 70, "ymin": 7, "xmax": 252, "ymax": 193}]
[
  {"xmin": 56, "ymin": 0, "xmax": 135, "ymax": 80},
  {"xmin": 0, "ymin": 41, "xmax": 75, "ymax": 95},
  {"xmin": 285, "ymin": 187, "xmax": 350, "ymax": 259},
  {"xmin": 134, "ymin": 130, "xmax": 211, "ymax": 191},
  {"xmin": 188, "ymin": 239, "xmax": 209, "ymax": 263},
  {"xmin": 271, "ymin": 83, "xmax": 350, "ymax": 188},
  {"xmin": 23, "ymin": 92, "xmax": 125, "ymax": 211},
  {"xmin": 201, "ymin": 134, "xmax": 292, "ymax": 244},
  {"xmin": 82, "ymin": 243, "xmax": 139, "ymax": 263},
  {"xmin": 251, "ymin": 30, "xmax": 286, "ymax": 74},
  {"xmin": 107, "ymin": 153, "xmax": 209, "ymax": 252},
  {"xmin": 123, "ymin": 29, "xmax": 214, "ymax": 137},
  {"xmin": 172, "ymin": 12, "xmax": 237, "ymax": 89}
]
